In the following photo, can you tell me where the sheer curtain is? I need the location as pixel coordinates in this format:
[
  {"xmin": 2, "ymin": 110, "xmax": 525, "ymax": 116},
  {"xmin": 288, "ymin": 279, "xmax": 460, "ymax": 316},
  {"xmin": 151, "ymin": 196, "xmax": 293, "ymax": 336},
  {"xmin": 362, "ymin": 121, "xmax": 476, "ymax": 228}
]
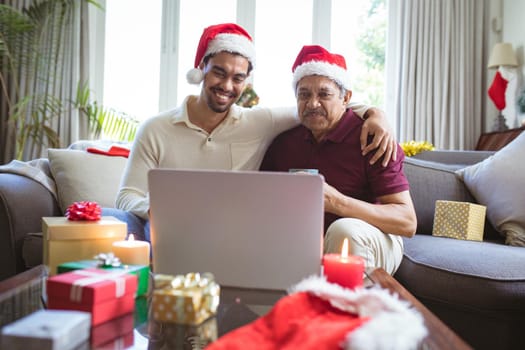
[
  {"xmin": 386, "ymin": 0, "xmax": 489, "ymax": 149},
  {"xmin": 0, "ymin": 0, "xmax": 91, "ymax": 163}
]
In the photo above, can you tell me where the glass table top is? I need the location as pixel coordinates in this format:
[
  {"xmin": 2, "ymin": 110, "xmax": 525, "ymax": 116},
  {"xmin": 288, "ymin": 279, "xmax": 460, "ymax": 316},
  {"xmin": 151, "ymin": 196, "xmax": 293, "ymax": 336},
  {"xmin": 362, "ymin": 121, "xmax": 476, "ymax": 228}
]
[{"xmin": 0, "ymin": 266, "xmax": 287, "ymax": 350}]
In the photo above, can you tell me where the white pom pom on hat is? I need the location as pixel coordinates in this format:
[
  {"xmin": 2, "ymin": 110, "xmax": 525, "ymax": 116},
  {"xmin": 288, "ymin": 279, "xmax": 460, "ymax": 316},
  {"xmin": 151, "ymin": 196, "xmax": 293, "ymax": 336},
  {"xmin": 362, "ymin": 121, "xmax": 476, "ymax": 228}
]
[
  {"xmin": 186, "ymin": 68, "xmax": 205, "ymax": 85},
  {"xmin": 291, "ymin": 45, "xmax": 352, "ymax": 91},
  {"xmin": 186, "ymin": 23, "xmax": 256, "ymax": 85}
]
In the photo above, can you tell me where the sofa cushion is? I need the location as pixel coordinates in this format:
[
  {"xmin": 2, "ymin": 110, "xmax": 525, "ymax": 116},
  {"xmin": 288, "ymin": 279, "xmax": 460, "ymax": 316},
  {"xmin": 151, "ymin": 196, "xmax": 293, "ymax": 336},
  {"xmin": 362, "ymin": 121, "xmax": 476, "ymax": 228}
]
[
  {"xmin": 396, "ymin": 234, "xmax": 525, "ymax": 314},
  {"xmin": 456, "ymin": 133, "xmax": 525, "ymax": 246},
  {"xmin": 403, "ymin": 157, "xmax": 482, "ymax": 235},
  {"xmin": 22, "ymin": 233, "xmax": 43, "ymax": 269},
  {"xmin": 48, "ymin": 149, "xmax": 127, "ymax": 213}
]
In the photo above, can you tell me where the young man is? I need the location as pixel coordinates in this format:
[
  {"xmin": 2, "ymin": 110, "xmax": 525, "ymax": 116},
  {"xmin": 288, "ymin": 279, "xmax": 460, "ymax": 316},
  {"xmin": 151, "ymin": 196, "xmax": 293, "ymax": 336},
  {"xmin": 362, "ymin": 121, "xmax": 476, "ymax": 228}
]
[
  {"xmin": 260, "ymin": 45, "xmax": 417, "ymax": 274},
  {"xmin": 113, "ymin": 24, "xmax": 397, "ymax": 241}
]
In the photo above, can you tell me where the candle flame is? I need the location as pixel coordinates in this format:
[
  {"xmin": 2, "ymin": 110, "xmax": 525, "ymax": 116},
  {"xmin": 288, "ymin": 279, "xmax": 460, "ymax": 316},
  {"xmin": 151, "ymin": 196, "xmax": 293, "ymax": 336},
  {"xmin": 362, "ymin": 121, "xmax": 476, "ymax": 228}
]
[
  {"xmin": 128, "ymin": 234, "xmax": 135, "ymax": 242},
  {"xmin": 341, "ymin": 238, "xmax": 349, "ymax": 258}
]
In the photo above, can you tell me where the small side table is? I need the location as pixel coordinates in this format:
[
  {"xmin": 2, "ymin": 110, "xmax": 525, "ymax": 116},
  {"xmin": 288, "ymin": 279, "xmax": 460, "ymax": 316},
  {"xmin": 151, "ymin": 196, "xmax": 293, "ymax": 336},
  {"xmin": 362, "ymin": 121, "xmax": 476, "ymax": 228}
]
[
  {"xmin": 475, "ymin": 126, "xmax": 524, "ymax": 151},
  {"xmin": 0, "ymin": 265, "xmax": 48, "ymax": 327}
]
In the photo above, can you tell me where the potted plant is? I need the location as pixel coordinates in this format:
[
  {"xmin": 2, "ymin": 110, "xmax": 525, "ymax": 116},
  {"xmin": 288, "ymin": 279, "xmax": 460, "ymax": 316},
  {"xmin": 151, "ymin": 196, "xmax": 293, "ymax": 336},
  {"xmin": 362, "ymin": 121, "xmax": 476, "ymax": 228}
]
[
  {"xmin": 518, "ymin": 87, "xmax": 525, "ymax": 114},
  {"xmin": 1, "ymin": 0, "xmax": 137, "ymax": 161},
  {"xmin": 74, "ymin": 82, "xmax": 139, "ymax": 141},
  {"xmin": 0, "ymin": 1, "xmax": 104, "ymax": 160},
  {"xmin": 517, "ymin": 87, "xmax": 525, "ymax": 127},
  {"xmin": 1, "ymin": 1, "xmax": 65, "ymax": 160}
]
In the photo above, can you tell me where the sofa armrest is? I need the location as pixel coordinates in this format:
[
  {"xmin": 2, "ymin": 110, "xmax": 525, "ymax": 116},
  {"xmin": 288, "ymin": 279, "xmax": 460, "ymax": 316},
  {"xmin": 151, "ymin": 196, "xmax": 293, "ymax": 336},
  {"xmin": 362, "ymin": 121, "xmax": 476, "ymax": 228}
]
[
  {"xmin": 412, "ymin": 150, "xmax": 495, "ymax": 165},
  {"xmin": 0, "ymin": 173, "xmax": 61, "ymax": 280}
]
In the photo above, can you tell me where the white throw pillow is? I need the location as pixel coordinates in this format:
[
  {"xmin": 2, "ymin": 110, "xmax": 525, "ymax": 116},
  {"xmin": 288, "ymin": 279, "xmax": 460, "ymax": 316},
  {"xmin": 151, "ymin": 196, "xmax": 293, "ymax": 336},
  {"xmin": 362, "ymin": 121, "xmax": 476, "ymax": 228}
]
[
  {"xmin": 456, "ymin": 133, "xmax": 525, "ymax": 246},
  {"xmin": 48, "ymin": 149, "xmax": 127, "ymax": 213}
]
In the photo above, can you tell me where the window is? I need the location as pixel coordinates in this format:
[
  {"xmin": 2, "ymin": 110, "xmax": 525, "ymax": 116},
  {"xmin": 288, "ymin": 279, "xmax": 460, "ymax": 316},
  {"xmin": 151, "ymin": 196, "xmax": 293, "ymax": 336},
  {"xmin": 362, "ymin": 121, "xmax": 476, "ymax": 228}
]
[
  {"xmin": 331, "ymin": 0, "xmax": 387, "ymax": 108},
  {"xmin": 101, "ymin": 0, "xmax": 386, "ymax": 120},
  {"xmin": 103, "ymin": 0, "xmax": 162, "ymax": 120},
  {"xmin": 175, "ymin": 0, "xmax": 237, "ymax": 105},
  {"xmin": 253, "ymin": 0, "xmax": 313, "ymax": 107}
]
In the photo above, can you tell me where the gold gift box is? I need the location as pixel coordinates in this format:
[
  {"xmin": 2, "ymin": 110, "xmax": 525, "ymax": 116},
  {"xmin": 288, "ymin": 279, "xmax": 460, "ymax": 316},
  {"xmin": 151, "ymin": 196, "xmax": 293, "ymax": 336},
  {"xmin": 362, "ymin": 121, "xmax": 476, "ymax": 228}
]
[
  {"xmin": 42, "ymin": 216, "xmax": 127, "ymax": 276},
  {"xmin": 152, "ymin": 273, "xmax": 220, "ymax": 325},
  {"xmin": 432, "ymin": 200, "xmax": 487, "ymax": 241}
]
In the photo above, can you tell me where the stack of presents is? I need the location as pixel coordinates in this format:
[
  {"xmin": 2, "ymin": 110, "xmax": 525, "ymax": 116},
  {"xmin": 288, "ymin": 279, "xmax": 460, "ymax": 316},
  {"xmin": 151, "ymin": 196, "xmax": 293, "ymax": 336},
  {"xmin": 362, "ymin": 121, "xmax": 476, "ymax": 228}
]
[{"xmin": 1, "ymin": 202, "xmax": 220, "ymax": 349}]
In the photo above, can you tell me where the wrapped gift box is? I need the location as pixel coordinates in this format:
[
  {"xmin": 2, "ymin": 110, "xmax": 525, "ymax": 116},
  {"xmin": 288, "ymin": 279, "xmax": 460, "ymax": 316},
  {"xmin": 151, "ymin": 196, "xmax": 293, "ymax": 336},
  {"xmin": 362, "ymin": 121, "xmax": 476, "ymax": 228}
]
[
  {"xmin": 47, "ymin": 268, "xmax": 137, "ymax": 326},
  {"xmin": 151, "ymin": 316, "xmax": 218, "ymax": 349},
  {"xmin": 432, "ymin": 200, "xmax": 487, "ymax": 241},
  {"xmin": 135, "ymin": 295, "xmax": 149, "ymax": 325},
  {"xmin": 57, "ymin": 260, "xmax": 150, "ymax": 296},
  {"xmin": 152, "ymin": 273, "xmax": 220, "ymax": 325},
  {"xmin": 42, "ymin": 216, "xmax": 127, "ymax": 276},
  {"xmin": 96, "ymin": 331, "xmax": 134, "ymax": 349},
  {"xmin": 1, "ymin": 309, "xmax": 91, "ymax": 350},
  {"xmin": 90, "ymin": 312, "xmax": 134, "ymax": 347}
]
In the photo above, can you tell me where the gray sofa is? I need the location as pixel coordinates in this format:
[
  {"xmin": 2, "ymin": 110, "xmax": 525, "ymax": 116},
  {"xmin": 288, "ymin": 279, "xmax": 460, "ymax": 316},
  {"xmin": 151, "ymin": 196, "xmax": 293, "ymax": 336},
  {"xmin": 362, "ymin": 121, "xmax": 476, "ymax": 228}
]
[
  {"xmin": 0, "ymin": 149, "xmax": 524, "ymax": 349},
  {"xmin": 397, "ymin": 151, "xmax": 525, "ymax": 350}
]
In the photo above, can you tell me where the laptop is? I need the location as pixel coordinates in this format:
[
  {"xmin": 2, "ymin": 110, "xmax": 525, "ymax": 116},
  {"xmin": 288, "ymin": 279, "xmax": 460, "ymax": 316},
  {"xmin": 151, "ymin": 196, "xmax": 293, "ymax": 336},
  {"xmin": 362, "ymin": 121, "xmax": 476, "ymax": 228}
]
[{"xmin": 148, "ymin": 168, "xmax": 324, "ymax": 290}]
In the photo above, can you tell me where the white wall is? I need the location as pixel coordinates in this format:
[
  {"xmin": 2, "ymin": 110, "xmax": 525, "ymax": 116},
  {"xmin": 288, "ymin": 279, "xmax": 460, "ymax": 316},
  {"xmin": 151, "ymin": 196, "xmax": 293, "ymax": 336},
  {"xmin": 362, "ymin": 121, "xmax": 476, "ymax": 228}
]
[{"xmin": 503, "ymin": 0, "xmax": 525, "ymax": 127}]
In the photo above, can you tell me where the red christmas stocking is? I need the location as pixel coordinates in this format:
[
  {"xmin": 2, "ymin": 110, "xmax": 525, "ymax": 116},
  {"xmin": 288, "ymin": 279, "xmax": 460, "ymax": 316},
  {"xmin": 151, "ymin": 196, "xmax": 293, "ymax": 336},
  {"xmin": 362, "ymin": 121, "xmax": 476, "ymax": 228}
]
[{"xmin": 488, "ymin": 70, "xmax": 508, "ymax": 110}]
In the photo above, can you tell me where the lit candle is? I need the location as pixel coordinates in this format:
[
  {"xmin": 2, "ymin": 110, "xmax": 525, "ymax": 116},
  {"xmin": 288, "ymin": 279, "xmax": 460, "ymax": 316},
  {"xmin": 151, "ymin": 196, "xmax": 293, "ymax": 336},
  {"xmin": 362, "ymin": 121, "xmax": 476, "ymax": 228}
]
[
  {"xmin": 112, "ymin": 234, "xmax": 150, "ymax": 266},
  {"xmin": 322, "ymin": 238, "xmax": 364, "ymax": 289}
]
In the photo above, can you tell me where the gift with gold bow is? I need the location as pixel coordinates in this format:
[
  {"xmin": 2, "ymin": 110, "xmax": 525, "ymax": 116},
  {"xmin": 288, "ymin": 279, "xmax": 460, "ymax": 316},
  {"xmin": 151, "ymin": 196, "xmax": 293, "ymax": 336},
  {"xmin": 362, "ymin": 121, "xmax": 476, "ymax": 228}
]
[{"xmin": 152, "ymin": 272, "xmax": 220, "ymax": 325}]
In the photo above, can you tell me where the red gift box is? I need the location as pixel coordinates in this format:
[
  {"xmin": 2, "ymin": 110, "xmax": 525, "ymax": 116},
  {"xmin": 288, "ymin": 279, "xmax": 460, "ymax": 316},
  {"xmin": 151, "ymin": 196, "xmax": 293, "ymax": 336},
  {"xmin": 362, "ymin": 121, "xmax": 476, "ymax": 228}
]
[
  {"xmin": 47, "ymin": 268, "xmax": 137, "ymax": 326},
  {"xmin": 91, "ymin": 312, "xmax": 134, "ymax": 347}
]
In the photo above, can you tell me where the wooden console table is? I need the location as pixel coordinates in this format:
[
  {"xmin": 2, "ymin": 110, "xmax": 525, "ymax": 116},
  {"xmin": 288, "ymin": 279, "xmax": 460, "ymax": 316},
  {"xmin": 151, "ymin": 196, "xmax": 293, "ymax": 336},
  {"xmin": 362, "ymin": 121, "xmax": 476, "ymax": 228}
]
[{"xmin": 475, "ymin": 126, "xmax": 524, "ymax": 151}]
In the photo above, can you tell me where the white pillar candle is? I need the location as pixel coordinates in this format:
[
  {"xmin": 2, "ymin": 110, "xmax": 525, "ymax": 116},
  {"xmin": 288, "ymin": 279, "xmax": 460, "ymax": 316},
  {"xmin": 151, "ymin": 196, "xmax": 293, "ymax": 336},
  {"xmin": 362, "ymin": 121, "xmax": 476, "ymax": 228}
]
[{"xmin": 112, "ymin": 234, "xmax": 150, "ymax": 266}]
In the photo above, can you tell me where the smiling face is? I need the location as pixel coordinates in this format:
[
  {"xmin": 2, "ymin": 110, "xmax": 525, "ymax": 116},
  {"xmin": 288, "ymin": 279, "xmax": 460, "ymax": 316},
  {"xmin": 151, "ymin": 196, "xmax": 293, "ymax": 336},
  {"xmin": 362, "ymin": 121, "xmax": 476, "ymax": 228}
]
[
  {"xmin": 200, "ymin": 51, "xmax": 250, "ymax": 113},
  {"xmin": 296, "ymin": 75, "xmax": 351, "ymax": 141}
]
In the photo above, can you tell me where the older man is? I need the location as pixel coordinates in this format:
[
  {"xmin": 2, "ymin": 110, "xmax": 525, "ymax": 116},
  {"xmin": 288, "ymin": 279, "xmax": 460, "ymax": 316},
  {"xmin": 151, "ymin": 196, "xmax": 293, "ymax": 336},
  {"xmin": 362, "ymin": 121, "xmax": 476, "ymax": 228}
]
[{"xmin": 260, "ymin": 45, "xmax": 417, "ymax": 274}]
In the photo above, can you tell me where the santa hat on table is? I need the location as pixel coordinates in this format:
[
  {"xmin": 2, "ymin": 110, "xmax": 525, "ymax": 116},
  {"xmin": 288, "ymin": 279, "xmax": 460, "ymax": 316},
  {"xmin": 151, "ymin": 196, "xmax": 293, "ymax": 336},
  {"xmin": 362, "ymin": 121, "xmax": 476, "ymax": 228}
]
[
  {"xmin": 186, "ymin": 23, "xmax": 256, "ymax": 85},
  {"xmin": 207, "ymin": 275, "xmax": 427, "ymax": 350},
  {"xmin": 292, "ymin": 45, "xmax": 352, "ymax": 91}
]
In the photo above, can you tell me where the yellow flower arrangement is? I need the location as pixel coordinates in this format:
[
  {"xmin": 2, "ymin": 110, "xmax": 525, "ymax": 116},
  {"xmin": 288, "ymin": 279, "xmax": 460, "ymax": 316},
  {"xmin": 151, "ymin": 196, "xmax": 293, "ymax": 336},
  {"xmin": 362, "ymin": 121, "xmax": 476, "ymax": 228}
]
[{"xmin": 400, "ymin": 140, "xmax": 435, "ymax": 157}]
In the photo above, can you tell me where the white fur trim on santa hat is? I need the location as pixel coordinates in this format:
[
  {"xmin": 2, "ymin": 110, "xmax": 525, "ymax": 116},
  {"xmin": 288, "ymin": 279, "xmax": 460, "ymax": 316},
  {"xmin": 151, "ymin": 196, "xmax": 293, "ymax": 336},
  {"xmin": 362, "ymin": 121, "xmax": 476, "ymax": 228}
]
[
  {"xmin": 205, "ymin": 33, "xmax": 256, "ymax": 67},
  {"xmin": 289, "ymin": 275, "xmax": 427, "ymax": 350},
  {"xmin": 292, "ymin": 61, "xmax": 352, "ymax": 91},
  {"xmin": 186, "ymin": 32, "xmax": 256, "ymax": 85}
]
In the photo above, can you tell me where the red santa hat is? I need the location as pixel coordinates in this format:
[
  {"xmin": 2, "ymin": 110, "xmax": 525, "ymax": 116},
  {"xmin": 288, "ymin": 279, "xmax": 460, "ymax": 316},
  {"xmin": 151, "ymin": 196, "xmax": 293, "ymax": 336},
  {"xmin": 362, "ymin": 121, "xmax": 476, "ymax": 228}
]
[
  {"xmin": 186, "ymin": 23, "xmax": 256, "ymax": 85},
  {"xmin": 206, "ymin": 275, "xmax": 427, "ymax": 350},
  {"xmin": 292, "ymin": 45, "xmax": 352, "ymax": 91}
]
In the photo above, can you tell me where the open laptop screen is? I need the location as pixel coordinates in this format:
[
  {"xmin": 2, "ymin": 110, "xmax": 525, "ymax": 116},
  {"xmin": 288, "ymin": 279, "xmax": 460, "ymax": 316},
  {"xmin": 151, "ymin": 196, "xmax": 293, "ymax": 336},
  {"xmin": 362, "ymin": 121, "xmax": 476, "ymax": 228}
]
[{"xmin": 148, "ymin": 169, "xmax": 324, "ymax": 290}]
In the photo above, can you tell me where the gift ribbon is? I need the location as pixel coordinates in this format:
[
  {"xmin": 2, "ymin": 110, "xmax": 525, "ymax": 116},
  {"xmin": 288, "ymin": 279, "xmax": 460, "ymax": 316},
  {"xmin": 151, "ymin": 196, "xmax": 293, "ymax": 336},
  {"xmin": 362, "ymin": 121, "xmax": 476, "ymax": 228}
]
[
  {"xmin": 111, "ymin": 337, "xmax": 125, "ymax": 349},
  {"xmin": 70, "ymin": 269, "xmax": 129, "ymax": 303},
  {"xmin": 94, "ymin": 252, "xmax": 122, "ymax": 268},
  {"xmin": 65, "ymin": 201, "xmax": 102, "ymax": 221}
]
